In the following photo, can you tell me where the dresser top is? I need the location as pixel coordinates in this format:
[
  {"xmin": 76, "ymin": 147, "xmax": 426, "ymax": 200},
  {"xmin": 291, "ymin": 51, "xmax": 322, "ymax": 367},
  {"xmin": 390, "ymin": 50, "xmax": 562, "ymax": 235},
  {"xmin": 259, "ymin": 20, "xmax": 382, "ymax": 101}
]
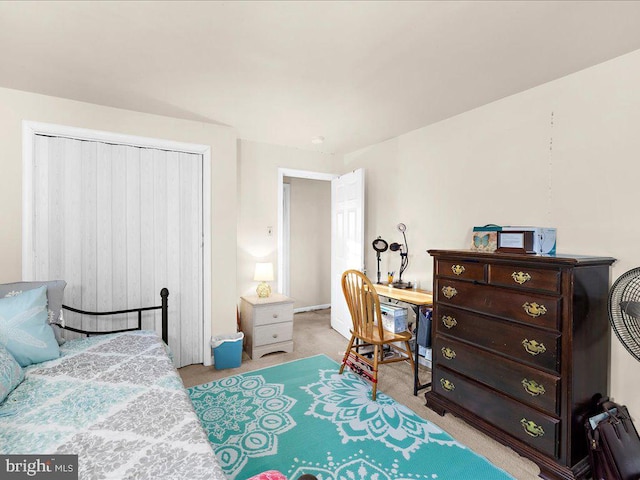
[
  {"xmin": 428, "ymin": 249, "xmax": 616, "ymax": 266},
  {"xmin": 241, "ymin": 293, "xmax": 295, "ymax": 306}
]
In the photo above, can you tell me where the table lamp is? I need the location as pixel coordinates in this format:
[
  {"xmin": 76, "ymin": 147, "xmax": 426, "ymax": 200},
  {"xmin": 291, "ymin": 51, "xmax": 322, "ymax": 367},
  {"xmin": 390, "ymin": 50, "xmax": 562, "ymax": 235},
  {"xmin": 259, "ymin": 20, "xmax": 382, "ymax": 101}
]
[{"xmin": 254, "ymin": 262, "xmax": 274, "ymax": 298}]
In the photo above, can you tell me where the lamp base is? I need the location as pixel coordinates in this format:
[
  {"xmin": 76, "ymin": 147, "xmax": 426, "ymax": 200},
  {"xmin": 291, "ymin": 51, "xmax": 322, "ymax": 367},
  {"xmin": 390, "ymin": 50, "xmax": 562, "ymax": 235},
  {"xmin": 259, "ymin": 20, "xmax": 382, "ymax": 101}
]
[{"xmin": 256, "ymin": 282, "xmax": 272, "ymax": 298}]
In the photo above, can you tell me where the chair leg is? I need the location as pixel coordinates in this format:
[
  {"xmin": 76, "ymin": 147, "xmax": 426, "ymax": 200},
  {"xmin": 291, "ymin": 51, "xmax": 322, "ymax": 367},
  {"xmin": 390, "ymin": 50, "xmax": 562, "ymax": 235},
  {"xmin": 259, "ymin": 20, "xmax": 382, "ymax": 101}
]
[
  {"xmin": 339, "ymin": 335, "xmax": 356, "ymax": 374},
  {"xmin": 372, "ymin": 344, "xmax": 380, "ymax": 401},
  {"xmin": 404, "ymin": 341, "xmax": 416, "ymax": 374}
]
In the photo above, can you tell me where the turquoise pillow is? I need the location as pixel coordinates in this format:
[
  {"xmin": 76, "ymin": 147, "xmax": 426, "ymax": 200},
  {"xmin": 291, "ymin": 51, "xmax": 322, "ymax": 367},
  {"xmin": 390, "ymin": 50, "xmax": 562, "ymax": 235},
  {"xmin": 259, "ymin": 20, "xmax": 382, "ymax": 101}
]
[
  {"xmin": 0, "ymin": 345, "xmax": 23, "ymax": 403},
  {"xmin": 0, "ymin": 285, "xmax": 59, "ymax": 366}
]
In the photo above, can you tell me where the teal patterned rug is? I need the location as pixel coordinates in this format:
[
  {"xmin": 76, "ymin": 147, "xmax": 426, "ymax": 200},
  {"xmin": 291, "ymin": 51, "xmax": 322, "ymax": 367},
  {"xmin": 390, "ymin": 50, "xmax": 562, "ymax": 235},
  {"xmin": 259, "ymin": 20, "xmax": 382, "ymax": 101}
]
[{"xmin": 188, "ymin": 354, "xmax": 514, "ymax": 480}]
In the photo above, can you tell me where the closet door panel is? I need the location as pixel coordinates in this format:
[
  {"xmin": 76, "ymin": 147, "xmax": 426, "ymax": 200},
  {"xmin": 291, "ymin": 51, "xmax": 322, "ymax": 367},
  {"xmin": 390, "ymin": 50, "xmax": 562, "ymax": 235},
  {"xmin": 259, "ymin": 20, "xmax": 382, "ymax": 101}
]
[
  {"xmin": 125, "ymin": 146, "xmax": 142, "ymax": 330},
  {"xmin": 63, "ymin": 138, "xmax": 83, "ymax": 336}
]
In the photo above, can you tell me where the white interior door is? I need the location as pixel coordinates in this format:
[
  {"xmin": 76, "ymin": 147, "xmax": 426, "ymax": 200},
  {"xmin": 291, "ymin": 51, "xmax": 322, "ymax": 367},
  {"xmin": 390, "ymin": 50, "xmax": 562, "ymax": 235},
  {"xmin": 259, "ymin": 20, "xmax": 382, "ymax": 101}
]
[
  {"xmin": 331, "ymin": 168, "xmax": 365, "ymax": 339},
  {"xmin": 27, "ymin": 134, "xmax": 204, "ymax": 367}
]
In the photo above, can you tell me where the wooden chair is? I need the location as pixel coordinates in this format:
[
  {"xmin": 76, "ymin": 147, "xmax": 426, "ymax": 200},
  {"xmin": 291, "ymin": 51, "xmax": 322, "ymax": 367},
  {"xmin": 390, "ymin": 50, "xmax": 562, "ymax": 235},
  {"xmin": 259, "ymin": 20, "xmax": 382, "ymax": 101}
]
[{"xmin": 339, "ymin": 269, "xmax": 416, "ymax": 400}]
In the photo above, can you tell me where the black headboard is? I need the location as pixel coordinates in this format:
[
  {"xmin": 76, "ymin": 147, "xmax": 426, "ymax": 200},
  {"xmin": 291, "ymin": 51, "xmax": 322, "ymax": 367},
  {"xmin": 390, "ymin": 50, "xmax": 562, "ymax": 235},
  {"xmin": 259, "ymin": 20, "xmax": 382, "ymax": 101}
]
[{"xmin": 59, "ymin": 288, "xmax": 169, "ymax": 343}]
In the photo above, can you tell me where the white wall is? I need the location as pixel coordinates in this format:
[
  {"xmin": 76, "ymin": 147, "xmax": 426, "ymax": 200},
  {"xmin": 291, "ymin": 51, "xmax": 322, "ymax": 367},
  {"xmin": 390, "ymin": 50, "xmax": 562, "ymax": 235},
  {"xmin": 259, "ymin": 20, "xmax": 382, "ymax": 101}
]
[
  {"xmin": 0, "ymin": 86, "xmax": 238, "ymax": 341},
  {"xmin": 344, "ymin": 49, "xmax": 640, "ymax": 421},
  {"xmin": 288, "ymin": 177, "xmax": 331, "ymax": 309},
  {"xmin": 237, "ymin": 140, "xmax": 340, "ymax": 301}
]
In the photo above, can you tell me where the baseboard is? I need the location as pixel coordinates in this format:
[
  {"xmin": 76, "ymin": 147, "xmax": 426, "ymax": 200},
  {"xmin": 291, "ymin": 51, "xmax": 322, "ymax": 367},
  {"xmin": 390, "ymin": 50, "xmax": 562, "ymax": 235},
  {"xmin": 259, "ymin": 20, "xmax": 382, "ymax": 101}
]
[{"xmin": 293, "ymin": 304, "xmax": 331, "ymax": 313}]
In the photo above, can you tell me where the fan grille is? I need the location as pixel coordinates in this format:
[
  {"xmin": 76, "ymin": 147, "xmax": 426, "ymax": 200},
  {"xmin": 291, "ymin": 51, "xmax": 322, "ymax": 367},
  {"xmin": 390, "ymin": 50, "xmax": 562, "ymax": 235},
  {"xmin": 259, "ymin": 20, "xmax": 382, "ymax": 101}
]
[{"xmin": 608, "ymin": 267, "xmax": 640, "ymax": 362}]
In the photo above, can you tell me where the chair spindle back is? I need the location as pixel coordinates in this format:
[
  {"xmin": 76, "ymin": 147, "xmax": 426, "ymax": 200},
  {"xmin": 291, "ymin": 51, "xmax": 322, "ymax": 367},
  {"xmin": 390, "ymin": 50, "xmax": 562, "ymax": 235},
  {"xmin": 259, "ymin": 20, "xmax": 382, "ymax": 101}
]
[{"xmin": 341, "ymin": 269, "xmax": 385, "ymax": 340}]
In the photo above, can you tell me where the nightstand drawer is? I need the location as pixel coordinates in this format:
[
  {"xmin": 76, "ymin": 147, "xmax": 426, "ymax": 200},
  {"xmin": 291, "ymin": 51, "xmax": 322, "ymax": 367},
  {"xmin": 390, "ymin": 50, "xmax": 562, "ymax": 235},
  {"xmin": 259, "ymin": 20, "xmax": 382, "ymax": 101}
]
[
  {"xmin": 254, "ymin": 303, "xmax": 294, "ymax": 326},
  {"xmin": 254, "ymin": 322, "xmax": 293, "ymax": 347}
]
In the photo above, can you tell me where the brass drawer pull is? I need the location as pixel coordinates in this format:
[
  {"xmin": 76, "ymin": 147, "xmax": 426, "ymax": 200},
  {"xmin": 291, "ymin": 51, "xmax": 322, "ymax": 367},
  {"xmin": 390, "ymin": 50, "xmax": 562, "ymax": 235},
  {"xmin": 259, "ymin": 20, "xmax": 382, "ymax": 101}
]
[
  {"xmin": 521, "ymin": 418, "xmax": 545, "ymax": 437},
  {"xmin": 512, "ymin": 271, "xmax": 532, "ymax": 284},
  {"xmin": 522, "ymin": 302, "xmax": 547, "ymax": 318},
  {"xmin": 442, "ymin": 315, "xmax": 457, "ymax": 329},
  {"xmin": 522, "ymin": 378, "xmax": 546, "ymax": 396},
  {"xmin": 522, "ymin": 339, "xmax": 547, "ymax": 356},
  {"xmin": 451, "ymin": 265, "xmax": 465, "ymax": 275},
  {"xmin": 442, "ymin": 286, "xmax": 458, "ymax": 299},
  {"xmin": 441, "ymin": 347, "xmax": 456, "ymax": 360},
  {"xmin": 440, "ymin": 378, "xmax": 455, "ymax": 391}
]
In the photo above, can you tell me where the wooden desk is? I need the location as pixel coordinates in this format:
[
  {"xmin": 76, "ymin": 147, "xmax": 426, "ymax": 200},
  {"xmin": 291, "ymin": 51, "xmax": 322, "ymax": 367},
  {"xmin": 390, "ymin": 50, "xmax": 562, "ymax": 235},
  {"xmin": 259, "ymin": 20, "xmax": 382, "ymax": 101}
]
[{"xmin": 373, "ymin": 284, "xmax": 433, "ymax": 395}]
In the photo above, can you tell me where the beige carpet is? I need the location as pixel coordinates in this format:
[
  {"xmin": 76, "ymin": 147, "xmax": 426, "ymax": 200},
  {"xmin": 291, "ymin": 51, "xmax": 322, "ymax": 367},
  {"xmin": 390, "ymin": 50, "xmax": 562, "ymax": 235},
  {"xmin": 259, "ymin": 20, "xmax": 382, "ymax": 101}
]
[{"xmin": 179, "ymin": 309, "xmax": 541, "ymax": 480}]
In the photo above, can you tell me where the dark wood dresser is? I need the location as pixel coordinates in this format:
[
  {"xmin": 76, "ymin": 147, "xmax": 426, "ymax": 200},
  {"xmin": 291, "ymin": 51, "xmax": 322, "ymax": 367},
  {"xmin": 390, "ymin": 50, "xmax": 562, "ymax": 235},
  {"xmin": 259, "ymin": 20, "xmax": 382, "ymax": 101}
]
[{"xmin": 426, "ymin": 250, "xmax": 615, "ymax": 480}]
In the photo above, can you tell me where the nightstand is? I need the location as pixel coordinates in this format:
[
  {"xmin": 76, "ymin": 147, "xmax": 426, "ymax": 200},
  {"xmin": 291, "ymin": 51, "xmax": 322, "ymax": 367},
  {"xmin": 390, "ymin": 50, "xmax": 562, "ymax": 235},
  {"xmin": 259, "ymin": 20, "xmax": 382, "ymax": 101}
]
[{"xmin": 240, "ymin": 294, "xmax": 295, "ymax": 359}]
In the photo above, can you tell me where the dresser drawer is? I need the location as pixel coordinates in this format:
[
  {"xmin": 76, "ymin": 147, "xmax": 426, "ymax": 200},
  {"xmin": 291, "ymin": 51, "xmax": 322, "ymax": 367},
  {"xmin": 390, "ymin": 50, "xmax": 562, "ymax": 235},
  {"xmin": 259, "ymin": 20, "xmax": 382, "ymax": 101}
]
[
  {"xmin": 253, "ymin": 303, "xmax": 294, "ymax": 326},
  {"xmin": 254, "ymin": 322, "xmax": 293, "ymax": 347},
  {"xmin": 435, "ymin": 335, "xmax": 560, "ymax": 415},
  {"xmin": 434, "ymin": 368, "xmax": 560, "ymax": 458},
  {"xmin": 436, "ymin": 306, "xmax": 560, "ymax": 372},
  {"xmin": 436, "ymin": 259, "xmax": 485, "ymax": 281},
  {"xmin": 435, "ymin": 278, "xmax": 560, "ymax": 331},
  {"xmin": 488, "ymin": 264, "xmax": 560, "ymax": 294}
]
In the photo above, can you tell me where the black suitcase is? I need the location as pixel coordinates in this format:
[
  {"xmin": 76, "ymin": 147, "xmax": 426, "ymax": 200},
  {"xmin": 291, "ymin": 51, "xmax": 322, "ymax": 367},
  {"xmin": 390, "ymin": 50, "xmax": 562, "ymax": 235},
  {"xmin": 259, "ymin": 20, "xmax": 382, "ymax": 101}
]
[{"xmin": 585, "ymin": 399, "xmax": 640, "ymax": 480}]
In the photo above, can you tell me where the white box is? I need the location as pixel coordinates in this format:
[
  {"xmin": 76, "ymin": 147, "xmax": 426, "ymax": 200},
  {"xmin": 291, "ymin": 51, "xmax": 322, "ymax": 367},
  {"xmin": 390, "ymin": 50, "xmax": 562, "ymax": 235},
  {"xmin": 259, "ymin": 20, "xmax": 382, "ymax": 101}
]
[
  {"xmin": 379, "ymin": 303, "xmax": 408, "ymax": 333},
  {"xmin": 502, "ymin": 226, "xmax": 557, "ymax": 255}
]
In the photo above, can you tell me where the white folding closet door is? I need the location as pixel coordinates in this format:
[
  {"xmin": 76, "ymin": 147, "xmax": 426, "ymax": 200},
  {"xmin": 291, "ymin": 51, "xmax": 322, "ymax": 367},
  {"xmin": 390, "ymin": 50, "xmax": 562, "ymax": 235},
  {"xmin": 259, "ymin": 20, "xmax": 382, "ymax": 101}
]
[{"xmin": 32, "ymin": 135, "xmax": 203, "ymax": 367}]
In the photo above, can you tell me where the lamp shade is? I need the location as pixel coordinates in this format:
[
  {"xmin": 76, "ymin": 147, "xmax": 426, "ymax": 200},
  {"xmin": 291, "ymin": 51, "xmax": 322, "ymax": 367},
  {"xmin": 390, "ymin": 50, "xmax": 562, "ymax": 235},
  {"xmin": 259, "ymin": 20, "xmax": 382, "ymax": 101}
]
[{"xmin": 254, "ymin": 262, "xmax": 274, "ymax": 282}]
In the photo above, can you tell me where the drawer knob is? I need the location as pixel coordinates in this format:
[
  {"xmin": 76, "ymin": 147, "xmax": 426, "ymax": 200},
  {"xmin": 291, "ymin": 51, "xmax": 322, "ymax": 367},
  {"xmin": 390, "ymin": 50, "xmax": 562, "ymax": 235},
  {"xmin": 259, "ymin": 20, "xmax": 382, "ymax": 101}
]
[
  {"xmin": 512, "ymin": 271, "xmax": 532, "ymax": 284},
  {"xmin": 522, "ymin": 339, "xmax": 547, "ymax": 356},
  {"xmin": 522, "ymin": 378, "xmax": 546, "ymax": 396},
  {"xmin": 451, "ymin": 265, "xmax": 465, "ymax": 275},
  {"xmin": 440, "ymin": 378, "xmax": 455, "ymax": 392},
  {"xmin": 522, "ymin": 302, "xmax": 547, "ymax": 318},
  {"xmin": 441, "ymin": 347, "xmax": 456, "ymax": 360},
  {"xmin": 442, "ymin": 315, "xmax": 457, "ymax": 329},
  {"xmin": 442, "ymin": 286, "xmax": 458, "ymax": 299},
  {"xmin": 272, "ymin": 333, "xmax": 278, "ymax": 338},
  {"xmin": 272, "ymin": 313, "xmax": 279, "ymax": 318},
  {"xmin": 521, "ymin": 418, "xmax": 545, "ymax": 438}
]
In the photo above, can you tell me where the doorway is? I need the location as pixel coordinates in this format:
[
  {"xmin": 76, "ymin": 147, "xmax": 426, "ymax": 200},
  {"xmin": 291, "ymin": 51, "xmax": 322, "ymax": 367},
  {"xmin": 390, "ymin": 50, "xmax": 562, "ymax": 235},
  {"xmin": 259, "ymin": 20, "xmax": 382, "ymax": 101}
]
[
  {"xmin": 278, "ymin": 169, "xmax": 335, "ymax": 311},
  {"xmin": 283, "ymin": 176, "xmax": 332, "ymax": 312},
  {"xmin": 277, "ymin": 168, "xmax": 364, "ymax": 339}
]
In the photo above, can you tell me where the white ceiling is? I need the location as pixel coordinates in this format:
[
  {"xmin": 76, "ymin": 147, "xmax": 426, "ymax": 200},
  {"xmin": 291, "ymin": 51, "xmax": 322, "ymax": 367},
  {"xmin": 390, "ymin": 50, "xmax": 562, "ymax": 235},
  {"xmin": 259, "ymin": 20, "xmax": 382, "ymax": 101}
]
[{"xmin": 2, "ymin": 1, "xmax": 640, "ymax": 154}]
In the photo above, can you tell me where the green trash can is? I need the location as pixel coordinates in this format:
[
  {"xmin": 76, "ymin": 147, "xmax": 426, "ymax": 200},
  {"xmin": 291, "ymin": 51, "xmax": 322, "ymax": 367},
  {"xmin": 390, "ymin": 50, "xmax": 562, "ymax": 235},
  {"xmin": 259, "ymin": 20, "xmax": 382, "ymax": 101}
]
[{"xmin": 211, "ymin": 332, "xmax": 244, "ymax": 369}]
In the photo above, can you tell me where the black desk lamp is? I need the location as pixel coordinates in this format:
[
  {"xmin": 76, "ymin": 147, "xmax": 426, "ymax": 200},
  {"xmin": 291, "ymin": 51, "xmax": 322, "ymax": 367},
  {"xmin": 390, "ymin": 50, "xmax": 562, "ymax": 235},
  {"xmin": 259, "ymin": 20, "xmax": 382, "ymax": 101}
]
[
  {"xmin": 372, "ymin": 237, "xmax": 388, "ymax": 284},
  {"xmin": 390, "ymin": 223, "xmax": 411, "ymax": 289}
]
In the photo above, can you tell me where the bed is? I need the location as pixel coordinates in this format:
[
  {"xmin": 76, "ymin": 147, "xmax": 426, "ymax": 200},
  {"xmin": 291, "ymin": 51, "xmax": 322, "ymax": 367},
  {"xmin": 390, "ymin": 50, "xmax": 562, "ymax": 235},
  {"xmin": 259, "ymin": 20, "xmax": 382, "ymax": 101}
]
[
  {"xmin": 0, "ymin": 284, "xmax": 227, "ymax": 479},
  {"xmin": 0, "ymin": 282, "xmax": 316, "ymax": 480}
]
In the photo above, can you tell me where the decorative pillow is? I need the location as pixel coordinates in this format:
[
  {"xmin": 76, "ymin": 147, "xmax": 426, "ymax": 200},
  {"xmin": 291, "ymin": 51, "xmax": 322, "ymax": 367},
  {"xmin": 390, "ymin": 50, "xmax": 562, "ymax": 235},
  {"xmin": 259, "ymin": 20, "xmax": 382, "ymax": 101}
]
[
  {"xmin": 0, "ymin": 285, "xmax": 60, "ymax": 366},
  {"xmin": 0, "ymin": 280, "xmax": 67, "ymax": 345},
  {"xmin": 0, "ymin": 345, "xmax": 23, "ymax": 403}
]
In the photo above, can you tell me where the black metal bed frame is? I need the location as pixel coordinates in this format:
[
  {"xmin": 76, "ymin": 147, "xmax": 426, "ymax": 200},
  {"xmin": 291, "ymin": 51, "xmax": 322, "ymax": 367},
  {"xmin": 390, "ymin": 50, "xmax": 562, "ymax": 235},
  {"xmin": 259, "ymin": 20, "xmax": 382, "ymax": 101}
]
[{"xmin": 56, "ymin": 288, "xmax": 169, "ymax": 344}]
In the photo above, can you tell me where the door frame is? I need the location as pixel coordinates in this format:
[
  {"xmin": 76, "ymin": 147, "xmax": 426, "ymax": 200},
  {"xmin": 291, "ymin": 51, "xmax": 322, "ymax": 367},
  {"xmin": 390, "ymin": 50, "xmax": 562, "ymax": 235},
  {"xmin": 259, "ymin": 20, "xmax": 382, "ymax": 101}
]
[
  {"xmin": 22, "ymin": 120, "xmax": 214, "ymax": 365},
  {"xmin": 277, "ymin": 168, "xmax": 337, "ymax": 295}
]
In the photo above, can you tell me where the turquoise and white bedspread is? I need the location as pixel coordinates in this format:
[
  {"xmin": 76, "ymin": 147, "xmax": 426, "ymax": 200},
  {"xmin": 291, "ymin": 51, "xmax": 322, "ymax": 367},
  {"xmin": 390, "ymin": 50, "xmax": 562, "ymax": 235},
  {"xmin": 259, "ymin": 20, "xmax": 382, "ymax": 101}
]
[{"xmin": 0, "ymin": 331, "xmax": 225, "ymax": 480}]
